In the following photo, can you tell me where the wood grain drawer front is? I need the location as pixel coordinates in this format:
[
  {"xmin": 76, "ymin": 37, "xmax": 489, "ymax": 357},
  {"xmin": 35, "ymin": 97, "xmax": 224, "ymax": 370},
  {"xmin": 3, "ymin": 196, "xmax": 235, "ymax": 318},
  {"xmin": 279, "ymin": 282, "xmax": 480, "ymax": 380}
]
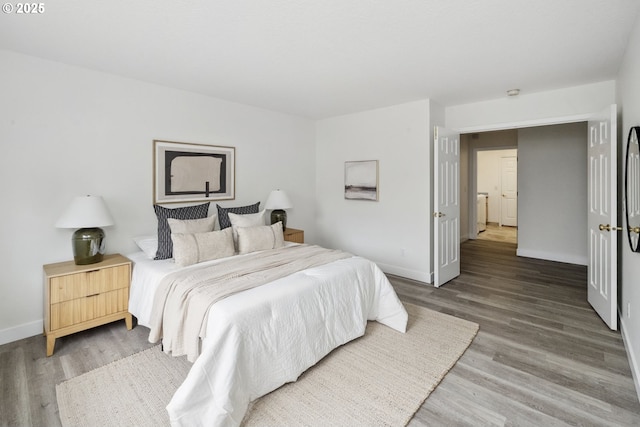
[
  {"xmin": 43, "ymin": 254, "xmax": 133, "ymax": 356},
  {"xmin": 50, "ymin": 288, "xmax": 129, "ymax": 330},
  {"xmin": 284, "ymin": 228, "xmax": 304, "ymax": 244},
  {"xmin": 50, "ymin": 264, "xmax": 131, "ymax": 304}
]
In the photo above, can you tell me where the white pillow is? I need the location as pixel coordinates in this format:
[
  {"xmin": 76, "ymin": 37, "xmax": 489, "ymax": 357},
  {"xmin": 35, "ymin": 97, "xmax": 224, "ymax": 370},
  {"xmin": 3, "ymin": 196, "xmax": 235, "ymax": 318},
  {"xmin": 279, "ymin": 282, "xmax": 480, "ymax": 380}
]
[
  {"xmin": 133, "ymin": 235, "xmax": 158, "ymax": 259},
  {"xmin": 228, "ymin": 210, "xmax": 266, "ymax": 246},
  {"xmin": 228, "ymin": 210, "xmax": 266, "ymax": 228},
  {"xmin": 168, "ymin": 215, "xmax": 217, "ymax": 234},
  {"xmin": 171, "ymin": 228, "xmax": 235, "ymax": 267},
  {"xmin": 236, "ymin": 222, "xmax": 285, "ymax": 255}
]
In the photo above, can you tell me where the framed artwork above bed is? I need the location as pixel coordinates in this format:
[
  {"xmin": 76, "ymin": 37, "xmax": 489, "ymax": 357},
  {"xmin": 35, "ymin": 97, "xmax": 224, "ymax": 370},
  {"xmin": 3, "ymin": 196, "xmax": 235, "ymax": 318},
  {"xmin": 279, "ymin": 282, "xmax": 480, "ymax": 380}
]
[{"xmin": 154, "ymin": 140, "xmax": 235, "ymax": 204}]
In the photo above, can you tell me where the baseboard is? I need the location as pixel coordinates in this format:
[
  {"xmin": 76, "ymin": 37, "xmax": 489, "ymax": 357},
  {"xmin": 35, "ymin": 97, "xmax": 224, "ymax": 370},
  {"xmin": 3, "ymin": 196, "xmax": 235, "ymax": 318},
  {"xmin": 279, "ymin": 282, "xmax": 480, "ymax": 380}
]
[
  {"xmin": 376, "ymin": 262, "xmax": 432, "ymax": 284},
  {"xmin": 620, "ymin": 316, "xmax": 640, "ymax": 403},
  {"xmin": 516, "ymin": 248, "xmax": 587, "ymax": 266},
  {"xmin": 0, "ymin": 319, "xmax": 43, "ymax": 346}
]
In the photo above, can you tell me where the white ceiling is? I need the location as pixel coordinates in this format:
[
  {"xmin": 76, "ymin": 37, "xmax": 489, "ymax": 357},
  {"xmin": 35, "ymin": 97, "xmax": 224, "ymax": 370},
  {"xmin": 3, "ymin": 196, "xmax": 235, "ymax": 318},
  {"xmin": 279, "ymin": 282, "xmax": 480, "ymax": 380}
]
[{"xmin": 1, "ymin": 0, "xmax": 639, "ymax": 119}]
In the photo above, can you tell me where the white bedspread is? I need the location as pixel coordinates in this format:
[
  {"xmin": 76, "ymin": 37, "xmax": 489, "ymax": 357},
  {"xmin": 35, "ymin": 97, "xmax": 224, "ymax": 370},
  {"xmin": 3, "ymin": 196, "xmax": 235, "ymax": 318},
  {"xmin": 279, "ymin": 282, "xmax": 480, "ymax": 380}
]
[{"xmin": 128, "ymin": 247, "xmax": 408, "ymax": 427}]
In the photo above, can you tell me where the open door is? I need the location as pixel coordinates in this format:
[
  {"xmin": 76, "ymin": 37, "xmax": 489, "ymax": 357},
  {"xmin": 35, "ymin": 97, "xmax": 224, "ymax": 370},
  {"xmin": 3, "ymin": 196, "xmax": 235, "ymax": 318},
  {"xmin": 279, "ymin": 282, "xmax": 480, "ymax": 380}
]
[
  {"xmin": 434, "ymin": 126, "xmax": 460, "ymax": 287},
  {"xmin": 587, "ymin": 104, "xmax": 618, "ymax": 330}
]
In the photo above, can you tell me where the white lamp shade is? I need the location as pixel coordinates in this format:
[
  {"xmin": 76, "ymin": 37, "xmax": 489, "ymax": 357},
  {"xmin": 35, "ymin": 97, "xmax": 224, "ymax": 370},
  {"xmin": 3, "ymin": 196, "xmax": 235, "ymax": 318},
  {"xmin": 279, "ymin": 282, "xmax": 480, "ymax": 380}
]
[
  {"xmin": 55, "ymin": 195, "xmax": 115, "ymax": 228},
  {"xmin": 265, "ymin": 190, "xmax": 292, "ymax": 210}
]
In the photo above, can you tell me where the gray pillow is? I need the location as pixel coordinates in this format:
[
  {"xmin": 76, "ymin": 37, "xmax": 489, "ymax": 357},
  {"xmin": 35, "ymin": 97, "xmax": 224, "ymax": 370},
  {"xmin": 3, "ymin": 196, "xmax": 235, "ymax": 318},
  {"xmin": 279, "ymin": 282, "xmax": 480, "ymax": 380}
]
[
  {"xmin": 216, "ymin": 202, "xmax": 260, "ymax": 229},
  {"xmin": 153, "ymin": 202, "xmax": 210, "ymax": 260}
]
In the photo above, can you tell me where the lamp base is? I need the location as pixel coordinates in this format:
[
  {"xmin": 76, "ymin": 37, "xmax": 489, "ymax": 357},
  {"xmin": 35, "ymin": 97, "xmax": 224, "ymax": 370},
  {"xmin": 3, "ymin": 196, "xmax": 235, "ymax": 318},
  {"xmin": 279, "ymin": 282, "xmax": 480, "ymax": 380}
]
[
  {"xmin": 270, "ymin": 209, "xmax": 287, "ymax": 231},
  {"xmin": 72, "ymin": 227, "xmax": 106, "ymax": 265}
]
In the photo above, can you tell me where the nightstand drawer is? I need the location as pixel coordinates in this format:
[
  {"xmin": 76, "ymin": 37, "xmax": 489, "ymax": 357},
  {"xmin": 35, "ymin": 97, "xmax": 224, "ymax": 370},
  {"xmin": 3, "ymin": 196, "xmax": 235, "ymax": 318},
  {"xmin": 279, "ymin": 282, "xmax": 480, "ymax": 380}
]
[
  {"xmin": 43, "ymin": 253, "xmax": 133, "ymax": 356},
  {"xmin": 284, "ymin": 228, "xmax": 304, "ymax": 243},
  {"xmin": 50, "ymin": 288, "xmax": 130, "ymax": 330},
  {"xmin": 50, "ymin": 264, "xmax": 130, "ymax": 304}
]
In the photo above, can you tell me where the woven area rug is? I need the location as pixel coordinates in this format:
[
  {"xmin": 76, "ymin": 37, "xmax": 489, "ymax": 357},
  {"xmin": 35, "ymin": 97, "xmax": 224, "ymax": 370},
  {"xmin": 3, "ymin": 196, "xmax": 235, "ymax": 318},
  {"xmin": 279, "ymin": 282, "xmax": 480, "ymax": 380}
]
[{"xmin": 57, "ymin": 303, "xmax": 478, "ymax": 427}]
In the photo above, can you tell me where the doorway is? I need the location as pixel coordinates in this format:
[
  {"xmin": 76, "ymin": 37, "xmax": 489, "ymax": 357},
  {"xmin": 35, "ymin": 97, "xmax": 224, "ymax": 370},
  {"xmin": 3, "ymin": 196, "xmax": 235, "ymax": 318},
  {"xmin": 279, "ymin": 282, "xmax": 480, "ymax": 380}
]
[
  {"xmin": 476, "ymin": 148, "xmax": 518, "ymax": 244},
  {"xmin": 459, "ymin": 129, "xmax": 518, "ymax": 246},
  {"xmin": 460, "ymin": 123, "xmax": 589, "ymax": 265},
  {"xmin": 448, "ymin": 112, "xmax": 614, "ymax": 331}
]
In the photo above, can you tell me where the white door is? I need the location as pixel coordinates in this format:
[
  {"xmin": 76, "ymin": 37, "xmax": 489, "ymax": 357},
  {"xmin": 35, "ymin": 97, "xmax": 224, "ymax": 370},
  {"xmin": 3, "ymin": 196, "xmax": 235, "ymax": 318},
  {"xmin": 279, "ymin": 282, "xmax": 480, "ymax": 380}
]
[
  {"xmin": 587, "ymin": 104, "xmax": 618, "ymax": 330},
  {"xmin": 500, "ymin": 156, "xmax": 518, "ymax": 227},
  {"xmin": 434, "ymin": 126, "xmax": 460, "ymax": 287}
]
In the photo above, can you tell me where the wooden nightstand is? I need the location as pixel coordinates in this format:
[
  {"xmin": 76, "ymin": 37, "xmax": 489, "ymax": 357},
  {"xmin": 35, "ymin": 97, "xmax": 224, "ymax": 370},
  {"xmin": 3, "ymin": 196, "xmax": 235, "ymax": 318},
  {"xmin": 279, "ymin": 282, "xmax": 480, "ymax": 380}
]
[
  {"xmin": 43, "ymin": 253, "xmax": 133, "ymax": 356},
  {"xmin": 283, "ymin": 227, "xmax": 304, "ymax": 243}
]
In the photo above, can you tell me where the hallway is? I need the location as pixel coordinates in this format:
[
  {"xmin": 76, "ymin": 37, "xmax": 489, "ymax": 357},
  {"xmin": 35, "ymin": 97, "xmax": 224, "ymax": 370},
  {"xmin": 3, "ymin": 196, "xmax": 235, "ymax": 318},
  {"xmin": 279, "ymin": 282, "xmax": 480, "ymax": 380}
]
[{"xmin": 477, "ymin": 222, "xmax": 517, "ymax": 245}]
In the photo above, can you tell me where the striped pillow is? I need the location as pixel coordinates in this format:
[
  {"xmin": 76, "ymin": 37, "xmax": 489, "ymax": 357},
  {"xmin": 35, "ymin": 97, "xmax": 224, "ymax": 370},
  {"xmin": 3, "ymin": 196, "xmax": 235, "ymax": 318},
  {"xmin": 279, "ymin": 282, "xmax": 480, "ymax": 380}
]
[
  {"xmin": 153, "ymin": 202, "xmax": 210, "ymax": 260},
  {"xmin": 216, "ymin": 202, "xmax": 260, "ymax": 229}
]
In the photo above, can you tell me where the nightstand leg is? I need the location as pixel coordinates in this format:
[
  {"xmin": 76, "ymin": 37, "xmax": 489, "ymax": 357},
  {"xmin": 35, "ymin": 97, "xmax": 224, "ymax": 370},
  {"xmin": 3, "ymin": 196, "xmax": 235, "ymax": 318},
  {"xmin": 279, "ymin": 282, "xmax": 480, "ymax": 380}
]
[
  {"xmin": 46, "ymin": 335, "xmax": 55, "ymax": 357},
  {"xmin": 125, "ymin": 313, "xmax": 133, "ymax": 330}
]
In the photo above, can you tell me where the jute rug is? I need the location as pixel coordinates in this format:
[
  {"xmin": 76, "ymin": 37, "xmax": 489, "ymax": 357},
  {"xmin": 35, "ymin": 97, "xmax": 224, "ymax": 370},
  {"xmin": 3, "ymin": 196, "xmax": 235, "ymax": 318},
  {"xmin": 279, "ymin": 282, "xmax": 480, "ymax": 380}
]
[{"xmin": 57, "ymin": 303, "xmax": 478, "ymax": 427}]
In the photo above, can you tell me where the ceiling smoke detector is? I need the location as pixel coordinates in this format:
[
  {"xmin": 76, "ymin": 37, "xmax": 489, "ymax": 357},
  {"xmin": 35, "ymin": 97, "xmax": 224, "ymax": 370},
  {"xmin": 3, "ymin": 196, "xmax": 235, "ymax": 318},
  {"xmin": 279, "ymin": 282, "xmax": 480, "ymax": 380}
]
[{"xmin": 507, "ymin": 89, "xmax": 520, "ymax": 97}]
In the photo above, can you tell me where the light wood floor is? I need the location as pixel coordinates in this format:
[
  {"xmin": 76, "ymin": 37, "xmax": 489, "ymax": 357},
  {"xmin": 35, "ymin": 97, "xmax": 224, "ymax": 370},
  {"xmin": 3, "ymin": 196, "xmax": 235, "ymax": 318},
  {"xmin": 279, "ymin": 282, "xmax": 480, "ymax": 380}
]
[
  {"xmin": 477, "ymin": 222, "xmax": 518, "ymax": 244},
  {"xmin": 1, "ymin": 239, "xmax": 639, "ymax": 426}
]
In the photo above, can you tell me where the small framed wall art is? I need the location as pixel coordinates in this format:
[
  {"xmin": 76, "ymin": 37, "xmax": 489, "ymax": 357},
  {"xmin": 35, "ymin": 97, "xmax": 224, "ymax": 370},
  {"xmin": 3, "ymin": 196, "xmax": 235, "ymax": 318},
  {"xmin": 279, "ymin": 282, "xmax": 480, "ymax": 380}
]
[
  {"xmin": 344, "ymin": 160, "xmax": 378, "ymax": 201},
  {"xmin": 154, "ymin": 140, "xmax": 235, "ymax": 204}
]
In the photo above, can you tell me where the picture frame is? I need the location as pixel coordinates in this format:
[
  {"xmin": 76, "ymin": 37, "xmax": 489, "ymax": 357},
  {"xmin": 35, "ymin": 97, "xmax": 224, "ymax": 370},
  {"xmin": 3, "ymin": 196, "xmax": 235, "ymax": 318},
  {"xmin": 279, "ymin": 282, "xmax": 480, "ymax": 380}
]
[
  {"xmin": 344, "ymin": 160, "xmax": 379, "ymax": 201},
  {"xmin": 153, "ymin": 140, "xmax": 235, "ymax": 204}
]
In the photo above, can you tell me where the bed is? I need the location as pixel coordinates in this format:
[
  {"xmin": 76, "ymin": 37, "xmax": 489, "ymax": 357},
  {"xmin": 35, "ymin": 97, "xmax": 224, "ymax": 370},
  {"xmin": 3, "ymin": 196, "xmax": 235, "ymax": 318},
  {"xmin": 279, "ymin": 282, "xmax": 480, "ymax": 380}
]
[{"xmin": 128, "ymin": 214, "xmax": 408, "ymax": 427}]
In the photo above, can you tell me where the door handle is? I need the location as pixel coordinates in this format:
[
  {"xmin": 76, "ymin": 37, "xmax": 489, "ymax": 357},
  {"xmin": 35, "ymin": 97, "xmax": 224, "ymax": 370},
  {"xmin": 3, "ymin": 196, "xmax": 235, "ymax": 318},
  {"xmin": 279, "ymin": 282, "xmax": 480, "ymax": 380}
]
[
  {"xmin": 599, "ymin": 224, "xmax": 623, "ymax": 232},
  {"xmin": 629, "ymin": 226, "xmax": 640, "ymax": 234},
  {"xmin": 433, "ymin": 212, "xmax": 445, "ymax": 218}
]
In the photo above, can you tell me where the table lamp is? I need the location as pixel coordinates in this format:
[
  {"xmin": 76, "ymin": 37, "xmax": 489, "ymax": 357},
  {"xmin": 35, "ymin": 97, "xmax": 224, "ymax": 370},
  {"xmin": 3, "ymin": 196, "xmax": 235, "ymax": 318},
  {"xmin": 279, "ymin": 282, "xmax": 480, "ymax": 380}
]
[
  {"xmin": 265, "ymin": 189, "xmax": 292, "ymax": 231},
  {"xmin": 55, "ymin": 195, "xmax": 115, "ymax": 265}
]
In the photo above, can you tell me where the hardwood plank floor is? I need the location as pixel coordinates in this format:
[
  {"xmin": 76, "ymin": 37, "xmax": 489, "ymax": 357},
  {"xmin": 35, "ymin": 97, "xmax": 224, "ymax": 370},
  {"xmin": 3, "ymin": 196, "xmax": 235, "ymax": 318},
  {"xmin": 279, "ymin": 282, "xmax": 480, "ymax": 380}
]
[
  {"xmin": 396, "ymin": 239, "xmax": 640, "ymax": 426},
  {"xmin": 1, "ymin": 239, "xmax": 638, "ymax": 426},
  {"xmin": 0, "ymin": 321, "xmax": 156, "ymax": 427}
]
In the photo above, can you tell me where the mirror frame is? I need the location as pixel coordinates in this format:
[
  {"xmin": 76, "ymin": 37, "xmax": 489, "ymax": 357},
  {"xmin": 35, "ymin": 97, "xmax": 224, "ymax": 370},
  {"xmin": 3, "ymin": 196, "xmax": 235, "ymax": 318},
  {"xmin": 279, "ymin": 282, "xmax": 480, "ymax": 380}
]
[{"xmin": 625, "ymin": 126, "xmax": 640, "ymax": 252}]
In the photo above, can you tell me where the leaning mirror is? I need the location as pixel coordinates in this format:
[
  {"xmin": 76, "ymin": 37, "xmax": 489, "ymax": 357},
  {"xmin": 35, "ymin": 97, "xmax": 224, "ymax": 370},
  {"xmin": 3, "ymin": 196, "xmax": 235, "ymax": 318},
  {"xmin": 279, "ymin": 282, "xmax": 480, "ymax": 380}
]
[{"xmin": 626, "ymin": 126, "xmax": 640, "ymax": 252}]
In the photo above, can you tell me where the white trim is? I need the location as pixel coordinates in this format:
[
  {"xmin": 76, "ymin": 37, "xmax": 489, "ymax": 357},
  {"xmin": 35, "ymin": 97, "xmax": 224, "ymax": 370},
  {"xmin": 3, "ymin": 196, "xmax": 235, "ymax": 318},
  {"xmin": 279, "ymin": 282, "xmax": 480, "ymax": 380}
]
[
  {"xmin": 516, "ymin": 248, "xmax": 587, "ymax": 266},
  {"xmin": 0, "ymin": 319, "xmax": 43, "ymax": 345},
  {"xmin": 455, "ymin": 113, "xmax": 593, "ymax": 134},
  {"xmin": 620, "ymin": 316, "xmax": 640, "ymax": 403},
  {"xmin": 376, "ymin": 262, "xmax": 432, "ymax": 284}
]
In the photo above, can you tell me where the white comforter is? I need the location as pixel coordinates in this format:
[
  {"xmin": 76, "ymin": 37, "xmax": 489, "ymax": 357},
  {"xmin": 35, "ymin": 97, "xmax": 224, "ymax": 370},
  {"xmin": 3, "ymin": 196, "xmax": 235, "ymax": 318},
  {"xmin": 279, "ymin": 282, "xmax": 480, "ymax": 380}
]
[{"xmin": 128, "ymin": 248, "xmax": 408, "ymax": 427}]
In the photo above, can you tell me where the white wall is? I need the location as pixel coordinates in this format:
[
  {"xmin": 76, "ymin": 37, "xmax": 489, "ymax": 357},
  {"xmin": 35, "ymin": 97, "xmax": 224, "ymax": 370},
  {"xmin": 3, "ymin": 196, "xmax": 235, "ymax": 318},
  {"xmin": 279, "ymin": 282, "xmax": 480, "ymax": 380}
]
[
  {"xmin": 0, "ymin": 50, "xmax": 316, "ymax": 344},
  {"xmin": 315, "ymin": 100, "xmax": 432, "ymax": 282},
  {"xmin": 446, "ymin": 80, "xmax": 616, "ymax": 131},
  {"xmin": 477, "ymin": 148, "xmax": 518, "ymax": 224},
  {"xmin": 516, "ymin": 123, "xmax": 588, "ymax": 265},
  {"xmin": 617, "ymin": 10, "xmax": 640, "ymax": 401}
]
